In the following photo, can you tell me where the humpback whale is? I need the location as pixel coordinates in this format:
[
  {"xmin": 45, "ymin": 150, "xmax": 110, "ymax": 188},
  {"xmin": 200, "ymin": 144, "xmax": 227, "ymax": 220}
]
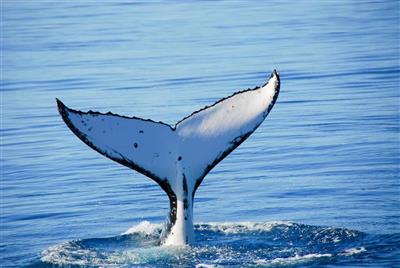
[{"xmin": 56, "ymin": 70, "xmax": 280, "ymax": 246}]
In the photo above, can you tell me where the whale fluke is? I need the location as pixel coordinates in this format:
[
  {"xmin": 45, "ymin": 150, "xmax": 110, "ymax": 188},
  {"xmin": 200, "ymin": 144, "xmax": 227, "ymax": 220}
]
[{"xmin": 57, "ymin": 70, "xmax": 280, "ymax": 246}]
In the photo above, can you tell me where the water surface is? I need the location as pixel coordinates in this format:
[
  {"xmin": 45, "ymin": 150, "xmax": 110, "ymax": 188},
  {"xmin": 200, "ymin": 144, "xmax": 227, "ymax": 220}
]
[{"xmin": 2, "ymin": 1, "xmax": 399, "ymax": 267}]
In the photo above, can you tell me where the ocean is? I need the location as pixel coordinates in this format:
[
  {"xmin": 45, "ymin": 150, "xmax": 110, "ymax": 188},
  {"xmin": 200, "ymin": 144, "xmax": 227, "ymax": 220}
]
[{"xmin": 2, "ymin": 1, "xmax": 399, "ymax": 267}]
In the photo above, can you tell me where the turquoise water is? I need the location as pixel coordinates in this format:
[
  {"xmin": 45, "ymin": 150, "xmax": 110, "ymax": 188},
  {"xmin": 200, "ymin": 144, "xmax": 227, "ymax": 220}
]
[{"xmin": 2, "ymin": 1, "xmax": 399, "ymax": 267}]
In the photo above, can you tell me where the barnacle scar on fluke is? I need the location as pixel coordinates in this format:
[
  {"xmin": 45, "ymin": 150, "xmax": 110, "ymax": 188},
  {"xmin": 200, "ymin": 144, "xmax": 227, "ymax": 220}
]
[{"xmin": 56, "ymin": 70, "xmax": 280, "ymax": 246}]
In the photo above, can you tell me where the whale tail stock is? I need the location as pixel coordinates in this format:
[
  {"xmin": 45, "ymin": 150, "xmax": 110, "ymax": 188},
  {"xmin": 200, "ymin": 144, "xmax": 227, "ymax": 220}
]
[{"xmin": 57, "ymin": 70, "xmax": 280, "ymax": 246}]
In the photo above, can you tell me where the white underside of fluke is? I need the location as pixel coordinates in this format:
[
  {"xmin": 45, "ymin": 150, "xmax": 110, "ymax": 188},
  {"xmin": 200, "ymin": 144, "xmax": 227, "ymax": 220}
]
[{"xmin": 57, "ymin": 70, "xmax": 280, "ymax": 246}]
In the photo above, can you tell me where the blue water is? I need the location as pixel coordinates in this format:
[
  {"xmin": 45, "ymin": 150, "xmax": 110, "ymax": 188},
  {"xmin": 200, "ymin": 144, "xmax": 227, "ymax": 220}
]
[{"xmin": 2, "ymin": 1, "xmax": 399, "ymax": 267}]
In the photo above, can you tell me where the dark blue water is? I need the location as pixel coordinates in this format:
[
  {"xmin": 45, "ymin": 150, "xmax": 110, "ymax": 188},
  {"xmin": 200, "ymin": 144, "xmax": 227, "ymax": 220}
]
[{"xmin": 2, "ymin": 1, "xmax": 399, "ymax": 267}]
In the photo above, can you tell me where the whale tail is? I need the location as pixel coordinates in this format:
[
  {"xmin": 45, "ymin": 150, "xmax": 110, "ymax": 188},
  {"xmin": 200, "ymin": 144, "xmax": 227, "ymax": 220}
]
[{"xmin": 57, "ymin": 70, "xmax": 280, "ymax": 245}]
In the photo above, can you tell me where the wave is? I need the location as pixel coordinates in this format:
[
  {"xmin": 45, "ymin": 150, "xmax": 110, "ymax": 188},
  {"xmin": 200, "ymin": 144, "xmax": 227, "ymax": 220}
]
[{"xmin": 39, "ymin": 221, "xmax": 380, "ymax": 267}]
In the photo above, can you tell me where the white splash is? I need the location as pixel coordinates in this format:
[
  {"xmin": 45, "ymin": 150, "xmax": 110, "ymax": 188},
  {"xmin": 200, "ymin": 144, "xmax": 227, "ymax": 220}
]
[
  {"xmin": 122, "ymin": 220, "xmax": 162, "ymax": 236},
  {"xmin": 196, "ymin": 221, "xmax": 294, "ymax": 234},
  {"xmin": 195, "ymin": 263, "xmax": 221, "ymax": 268},
  {"xmin": 41, "ymin": 241, "xmax": 104, "ymax": 267},
  {"xmin": 339, "ymin": 247, "xmax": 367, "ymax": 256},
  {"xmin": 255, "ymin": 253, "xmax": 332, "ymax": 265}
]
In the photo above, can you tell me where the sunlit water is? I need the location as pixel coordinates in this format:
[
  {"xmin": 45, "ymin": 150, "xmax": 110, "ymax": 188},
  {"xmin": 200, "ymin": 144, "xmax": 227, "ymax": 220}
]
[{"xmin": 2, "ymin": 1, "xmax": 399, "ymax": 267}]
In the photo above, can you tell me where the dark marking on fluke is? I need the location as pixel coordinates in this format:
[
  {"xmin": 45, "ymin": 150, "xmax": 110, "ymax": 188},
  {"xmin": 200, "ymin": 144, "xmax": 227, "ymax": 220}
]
[
  {"xmin": 162, "ymin": 180, "xmax": 177, "ymax": 243},
  {"xmin": 183, "ymin": 175, "xmax": 189, "ymax": 210}
]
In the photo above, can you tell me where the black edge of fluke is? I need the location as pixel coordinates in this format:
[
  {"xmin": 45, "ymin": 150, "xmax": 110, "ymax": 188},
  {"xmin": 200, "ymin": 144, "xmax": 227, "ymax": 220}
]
[
  {"xmin": 263, "ymin": 69, "xmax": 279, "ymax": 88},
  {"xmin": 56, "ymin": 98, "xmax": 65, "ymax": 113},
  {"xmin": 273, "ymin": 69, "xmax": 280, "ymax": 84}
]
